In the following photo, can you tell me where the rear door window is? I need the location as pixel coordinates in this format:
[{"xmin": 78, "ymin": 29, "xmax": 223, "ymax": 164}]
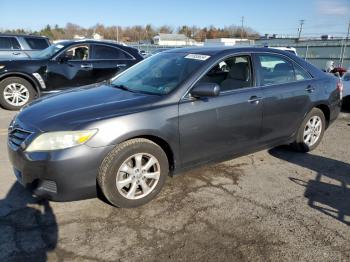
[
  {"xmin": 24, "ymin": 37, "xmax": 49, "ymax": 50},
  {"xmin": 92, "ymin": 45, "xmax": 133, "ymax": 60},
  {"xmin": 256, "ymin": 54, "xmax": 312, "ymax": 85},
  {"xmin": 294, "ymin": 63, "xmax": 312, "ymax": 81},
  {"xmin": 0, "ymin": 37, "xmax": 20, "ymax": 50},
  {"xmin": 256, "ymin": 54, "xmax": 296, "ymax": 85}
]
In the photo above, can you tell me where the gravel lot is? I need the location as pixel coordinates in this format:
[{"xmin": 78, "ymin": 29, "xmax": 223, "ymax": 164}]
[{"xmin": 0, "ymin": 108, "xmax": 349, "ymax": 262}]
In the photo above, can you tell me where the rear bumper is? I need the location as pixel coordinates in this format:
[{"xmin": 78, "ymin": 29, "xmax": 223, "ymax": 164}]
[{"xmin": 7, "ymin": 142, "xmax": 114, "ymax": 201}]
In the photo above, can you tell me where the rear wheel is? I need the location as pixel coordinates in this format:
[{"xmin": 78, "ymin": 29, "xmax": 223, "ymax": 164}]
[
  {"xmin": 97, "ymin": 138, "xmax": 169, "ymax": 208},
  {"xmin": 292, "ymin": 108, "xmax": 326, "ymax": 152},
  {"xmin": 0, "ymin": 77, "xmax": 36, "ymax": 110}
]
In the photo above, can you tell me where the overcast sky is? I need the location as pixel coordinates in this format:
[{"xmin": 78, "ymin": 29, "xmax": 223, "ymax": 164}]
[{"xmin": 0, "ymin": 0, "xmax": 349, "ymax": 36}]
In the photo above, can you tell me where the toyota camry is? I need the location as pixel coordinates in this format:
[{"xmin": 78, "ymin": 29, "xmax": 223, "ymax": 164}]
[{"xmin": 8, "ymin": 47, "xmax": 342, "ymax": 207}]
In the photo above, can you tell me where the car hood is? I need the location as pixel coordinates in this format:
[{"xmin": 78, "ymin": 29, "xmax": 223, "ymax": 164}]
[{"xmin": 17, "ymin": 84, "xmax": 160, "ymax": 132}]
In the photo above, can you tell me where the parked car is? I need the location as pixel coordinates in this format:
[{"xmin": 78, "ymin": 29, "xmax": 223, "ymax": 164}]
[
  {"xmin": 0, "ymin": 34, "xmax": 50, "ymax": 59},
  {"xmin": 0, "ymin": 40, "xmax": 143, "ymax": 110},
  {"xmin": 8, "ymin": 47, "xmax": 342, "ymax": 207},
  {"xmin": 138, "ymin": 50, "xmax": 148, "ymax": 57},
  {"xmin": 324, "ymin": 60, "xmax": 348, "ymax": 77}
]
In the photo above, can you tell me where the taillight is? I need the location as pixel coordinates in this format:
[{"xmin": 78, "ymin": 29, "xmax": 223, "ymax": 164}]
[{"xmin": 337, "ymin": 80, "xmax": 343, "ymax": 100}]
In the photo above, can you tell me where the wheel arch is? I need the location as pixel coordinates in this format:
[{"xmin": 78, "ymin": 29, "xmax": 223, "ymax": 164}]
[
  {"xmin": 314, "ymin": 103, "xmax": 330, "ymax": 128},
  {"xmin": 127, "ymin": 134, "xmax": 176, "ymax": 173},
  {"xmin": 0, "ymin": 72, "xmax": 41, "ymax": 96}
]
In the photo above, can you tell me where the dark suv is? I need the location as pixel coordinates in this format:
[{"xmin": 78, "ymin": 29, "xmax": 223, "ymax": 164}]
[
  {"xmin": 0, "ymin": 40, "xmax": 143, "ymax": 110},
  {"xmin": 0, "ymin": 34, "xmax": 50, "ymax": 59},
  {"xmin": 8, "ymin": 47, "xmax": 342, "ymax": 207}
]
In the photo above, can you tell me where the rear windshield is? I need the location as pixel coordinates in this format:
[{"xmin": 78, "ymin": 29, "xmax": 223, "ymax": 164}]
[
  {"xmin": 24, "ymin": 37, "xmax": 49, "ymax": 50},
  {"xmin": 111, "ymin": 52, "xmax": 208, "ymax": 95}
]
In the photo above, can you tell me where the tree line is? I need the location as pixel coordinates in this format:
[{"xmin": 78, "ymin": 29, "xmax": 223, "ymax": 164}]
[{"xmin": 2, "ymin": 23, "xmax": 260, "ymax": 42}]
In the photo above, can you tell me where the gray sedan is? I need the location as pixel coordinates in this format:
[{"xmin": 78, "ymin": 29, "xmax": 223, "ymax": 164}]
[{"xmin": 8, "ymin": 47, "xmax": 342, "ymax": 207}]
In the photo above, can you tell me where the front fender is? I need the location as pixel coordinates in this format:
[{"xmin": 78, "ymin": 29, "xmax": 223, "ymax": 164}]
[{"xmin": 84, "ymin": 104, "xmax": 180, "ymax": 167}]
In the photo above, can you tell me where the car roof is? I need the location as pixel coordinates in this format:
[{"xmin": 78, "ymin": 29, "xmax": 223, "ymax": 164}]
[
  {"xmin": 54, "ymin": 39, "xmax": 133, "ymax": 48},
  {"xmin": 0, "ymin": 33, "xmax": 49, "ymax": 39},
  {"xmin": 165, "ymin": 46, "xmax": 294, "ymax": 56},
  {"xmin": 55, "ymin": 39, "xmax": 121, "ymax": 44}
]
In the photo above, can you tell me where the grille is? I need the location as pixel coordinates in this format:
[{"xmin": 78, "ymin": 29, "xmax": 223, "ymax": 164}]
[{"xmin": 8, "ymin": 128, "xmax": 32, "ymax": 150}]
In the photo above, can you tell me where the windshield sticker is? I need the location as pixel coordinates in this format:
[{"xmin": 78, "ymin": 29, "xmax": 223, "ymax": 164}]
[{"xmin": 184, "ymin": 54, "xmax": 210, "ymax": 61}]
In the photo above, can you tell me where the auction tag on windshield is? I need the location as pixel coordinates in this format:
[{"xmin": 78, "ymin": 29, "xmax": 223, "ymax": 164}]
[{"xmin": 184, "ymin": 54, "xmax": 210, "ymax": 61}]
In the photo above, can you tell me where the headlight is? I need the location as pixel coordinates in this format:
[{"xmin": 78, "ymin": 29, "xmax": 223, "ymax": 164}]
[
  {"xmin": 0, "ymin": 65, "xmax": 5, "ymax": 70},
  {"xmin": 26, "ymin": 129, "xmax": 98, "ymax": 152}
]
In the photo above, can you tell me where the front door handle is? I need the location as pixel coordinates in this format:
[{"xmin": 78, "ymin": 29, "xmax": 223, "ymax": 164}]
[
  {"xmin": 12, "ymin": 52, "xmax": 21, "ymax": 55},
  {"xmin": 116, "ymin": 64, "xmax": 127, "ymax": 68},
  {"xmin": 81, "ymin": 63, "xmax": 93, "ymax": 69},
  {"xmin": 248, "ymin": 96, "xmax": 262, "ymax": 104},
  {"xmin": 305, "ymin": 85, "xmax": 315, "ymax": 93}
]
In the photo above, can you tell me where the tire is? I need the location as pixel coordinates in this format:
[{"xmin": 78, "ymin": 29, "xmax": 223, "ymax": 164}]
[
  {"xmin": 0, "ymin": 77, "xmax": 36, "ymax": 110},
  {"xmin": 97, "ymin": 138, "xmax": 169, "ymax": 208},
  {"xmin": 292, "ymin": 108, "xmax": 326, "ymax": 152}
]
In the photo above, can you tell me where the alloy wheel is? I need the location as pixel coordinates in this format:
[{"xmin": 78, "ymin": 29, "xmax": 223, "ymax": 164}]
[
  {"xmin": 303, "ymin": 116, "xmax": 322, "ymax": 147},
  {"xmin": 3, "ymin": 83, "xmax": 30, "ymax": 107},
  {"xmin": 116, "ymin": 153, "xmax": 160, "ymax": 200}
]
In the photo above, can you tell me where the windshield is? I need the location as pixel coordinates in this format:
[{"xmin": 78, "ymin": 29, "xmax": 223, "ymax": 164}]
[
  {"xmin": 30, "ymin": 43, "xmax": 66, "ymax": 59},
  {"xmin": 111, "ymin": 52, "xmax": 208, "ymax": 95}
]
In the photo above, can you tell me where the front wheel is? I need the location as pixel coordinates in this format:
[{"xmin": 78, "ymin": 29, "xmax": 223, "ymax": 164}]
[
  {"xmin": 0, "ymin": 77, "xmax": 36, "ymax": 110},
  {"xmin": 292, "ymin": 108, "xmax": 326, "ymax": 152},
  {"xmin": 97, "ymin": 138, "xmax": 169, "ymax": 208}
]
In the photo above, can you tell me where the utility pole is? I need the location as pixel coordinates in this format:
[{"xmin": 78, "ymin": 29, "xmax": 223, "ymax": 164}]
[
  {"xmin": 241, "ymin": 16, "xmax": 244, "ymax": 40},
  {"xmin": 298, "ymin": 19, "xmax": 304, "ymax": 40},
  {"xmin": 340, "ymin": 21, "xmax": 350, "ymax": 67}
]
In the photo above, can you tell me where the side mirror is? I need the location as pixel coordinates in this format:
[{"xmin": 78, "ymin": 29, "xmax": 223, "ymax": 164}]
[
  {"xmin": 190, "ymin": 82, "xmax": 220, "ymax": 98},
  {"xmin": 57, "ymin": 54, "xmax": 70, "ymax": 63}
]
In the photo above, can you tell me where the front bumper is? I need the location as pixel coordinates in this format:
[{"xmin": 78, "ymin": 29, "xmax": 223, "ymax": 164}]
[{"xmin": 7, "ymin": 142, "xmax": 114, "ymax": 201}]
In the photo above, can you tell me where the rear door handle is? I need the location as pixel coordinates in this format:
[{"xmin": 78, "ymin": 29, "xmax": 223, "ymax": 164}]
[
  {"xmin": 81, "ymin": 63, "xmax": 93, "ymax": 69},
  {"xmin": 248, "ymin": 96, "xmax": 262, "ymax": 104},
  {"xmin": 305, "ymin": 85, "xmax": 315, "ymax": 93},
  {"xmin": 12, "ymin": 52, "xmax": 21, "ymax": 55},
  {"xmin": 116, "ymin": 64, "xmax": 127, "ymax": 68}
]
